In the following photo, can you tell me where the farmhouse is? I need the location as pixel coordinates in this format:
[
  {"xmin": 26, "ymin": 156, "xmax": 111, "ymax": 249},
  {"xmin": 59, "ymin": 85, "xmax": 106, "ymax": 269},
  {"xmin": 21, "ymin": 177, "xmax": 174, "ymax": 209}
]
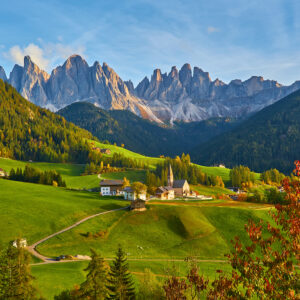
[
  {"xmin": 0, "ymin": 168, "xmax": 7, "ymax": 177},
  {"xmin": 155, "ymin": 186, "xmax": 175, "ymax": 200},
  {"xmin": 12, "ymin": 238, "xmax": 27, "ymax": 248},
  {"xmin": 100, "ymin": 148, "xmax": 111, "ymax": 154},
  {"xmin": 100, "ymin": 179, "xmax": 124, "ymax": 196},
  {"xmin": 130, "ymin": 198, "xmax": 146, "ymax": 211},
  {"xmin": 123, "ymin": 186, "xmax": 147, "ymax": 201}
]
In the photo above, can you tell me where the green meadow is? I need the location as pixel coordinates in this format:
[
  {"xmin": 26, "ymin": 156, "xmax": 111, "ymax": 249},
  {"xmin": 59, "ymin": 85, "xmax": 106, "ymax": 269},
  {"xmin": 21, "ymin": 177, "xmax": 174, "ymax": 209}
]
[
  {"xmin": 31, "ymin": 260, "xmax": 232, "ymax": 299},
  {"xmin": 37, "ymin": 204, "xmax": 271, "ymax": 260},
  {"xmin": 191, "ymin": 184, "xmax": 234, "ymax": 196},
  {"xmin": 0, "ymin": 179, "xmax": 128, "ymax": 247}
]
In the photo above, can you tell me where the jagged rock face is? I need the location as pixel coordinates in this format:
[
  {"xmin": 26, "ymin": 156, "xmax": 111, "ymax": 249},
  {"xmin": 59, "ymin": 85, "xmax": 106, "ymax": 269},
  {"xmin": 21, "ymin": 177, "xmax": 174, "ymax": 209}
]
[
  {"xmin": 9, "ymin": 56, "xmax": 49, "ymax": 106},
  {"xmin": 135, "ymin": 65, "xmax": 300, "ymax": 122},
  {"xmin": 0, "ymin": 66, "xmax": 7, "ymax": 81},
  {"xmin": 5, "ymin": 55, "xmax": 161, "ymax": 122},
  {"xmin": 2, "ymin": 55, "xmax": 300, "ymax": 123}
]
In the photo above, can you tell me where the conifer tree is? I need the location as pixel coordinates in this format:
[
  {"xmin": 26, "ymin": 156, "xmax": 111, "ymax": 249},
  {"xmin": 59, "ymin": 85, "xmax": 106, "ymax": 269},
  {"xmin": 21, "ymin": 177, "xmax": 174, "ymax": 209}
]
[
  {"xmin": 0, "ymin": 241, "xmax": 39, "ymax": 299},
  {"xmin": 106, "ymin": 246, "xmax": 135, "ymax": 300},
  {"xmin": 79, "ymin": 249, "xmax": 108, "ymax": 299}
]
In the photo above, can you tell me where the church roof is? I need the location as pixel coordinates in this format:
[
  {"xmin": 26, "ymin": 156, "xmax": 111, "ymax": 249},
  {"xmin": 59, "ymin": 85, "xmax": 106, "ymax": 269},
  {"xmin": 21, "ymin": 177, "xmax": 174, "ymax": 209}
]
[{"xmin": 173, "ymin": 180, "xmax": 187, "ymax": 188}]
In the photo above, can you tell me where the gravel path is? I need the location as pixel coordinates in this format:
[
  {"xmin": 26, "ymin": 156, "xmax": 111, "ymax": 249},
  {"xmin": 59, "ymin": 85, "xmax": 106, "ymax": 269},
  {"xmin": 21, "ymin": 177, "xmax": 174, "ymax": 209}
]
[{"xmin": 27, "ymin": 206, "xmax": 129, "ymax": 263}]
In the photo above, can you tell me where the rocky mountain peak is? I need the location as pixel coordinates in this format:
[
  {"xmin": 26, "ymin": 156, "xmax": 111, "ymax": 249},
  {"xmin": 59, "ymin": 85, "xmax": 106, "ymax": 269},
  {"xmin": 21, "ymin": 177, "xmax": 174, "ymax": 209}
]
[
  {"xmin": 169, "ymin": 66, "xmax": 179, "ymax": 78},
  {"xmin": 124, "ymin": 80, "xmax": 135, "ymax": 94},
  {"xmin": 0, "ymin": 66, "xmax": 7, "ymax": 81},
  {"xmin": 63, "ymin": 54, "xmax": 88, "ymax": 72},
  {"xmin": 23, "ymin": 56, "xmax": 50, "ymax": 82},
  {"xmin": 193, "ymin": 66, "xmax": 211, "ymax": 81},
  {"xmin": 135, "ymin": 76, "xmax": 150, "ymax": 98},
  {"xmin": 5, "ymin": 55, "xmax": 300, "ymax": 124},
  {"xmin": 152, "ymin": 69, "xmax": 162, "ymax": 82},
  {"xmin": 179, "ymin": 63, "xmax": 192, "ymax": 86}
]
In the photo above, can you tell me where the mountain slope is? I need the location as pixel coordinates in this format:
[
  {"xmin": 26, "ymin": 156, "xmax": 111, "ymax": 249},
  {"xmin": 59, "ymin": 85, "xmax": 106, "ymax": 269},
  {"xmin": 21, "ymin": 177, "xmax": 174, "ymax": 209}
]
[
  {"xmin": 191, "ymin": 88, "xmax": 300, "ymax": 173},
  {"xmin": 58, "ymin": 102, "xmax": 238, "ymax": 156},
  {"xmin": 0, "ymin": 79, "xmax": 93, "ymax": 163},
  {"xmin": 2, "ymin": 55, "xmax": 300, "ymax": 123}
]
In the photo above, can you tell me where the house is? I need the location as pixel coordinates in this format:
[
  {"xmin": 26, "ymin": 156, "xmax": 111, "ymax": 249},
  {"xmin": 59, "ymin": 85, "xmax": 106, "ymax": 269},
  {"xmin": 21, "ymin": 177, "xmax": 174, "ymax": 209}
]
[
  {"xmin": 100, "ymin": 180, "xmax": 124, "ymax": 196},
  {"xmin": 123, "ymin": 186, "xmax": 147, "ymax": 201},
  {"xmin": 92, "ymin": 148, "xmax": 111, "ymax": 155},
  {"xmin": 12, "ymin": 238, "xmax": 27, "ymax": 248},
  {"xmin": 100, "ymin": 148, "xmax": 111, "ymax": 155},
  {"xmin": 130, "ymin": 199, "xmax": 147, "ymax": 211},
  {"xmin": 155, "ymin": 186, "xmax": 175, "ymax": 200},
  {"xmin": 0, "ymin": 168, "xmax": 7, "ymax": 177}
]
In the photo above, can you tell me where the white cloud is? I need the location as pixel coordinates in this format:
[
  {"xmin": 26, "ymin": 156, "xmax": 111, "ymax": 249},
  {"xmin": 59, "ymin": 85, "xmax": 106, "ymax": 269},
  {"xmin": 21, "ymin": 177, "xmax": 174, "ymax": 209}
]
[
  {"xmin": 3, "ymin": 42, "xmax": 85, "ymax": 71},
  {"xmin": 5, "ymin": 44, "xmax": 49, "ymax": 69},
  {"xmin": 207, "ymin": 26, "xmax": 219, "ymax": 33}
]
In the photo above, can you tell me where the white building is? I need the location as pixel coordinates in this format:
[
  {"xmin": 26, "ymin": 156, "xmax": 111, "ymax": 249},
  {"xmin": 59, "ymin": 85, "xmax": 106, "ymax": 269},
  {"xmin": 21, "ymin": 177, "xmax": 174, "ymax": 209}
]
[
  {"xmin": 123, "ymin": 186, "xmax": 147, "ymax": 201},
  {"xmin": 13, "ymin": 238, "xmax": 27, "ymax": 248},
  {"xmin": 0, "ymin": 168, "xmax": 7, "ymax": 177},
  {"xmin": 100, "ymin": 179, "xmax": 124, "ymax": 196}
]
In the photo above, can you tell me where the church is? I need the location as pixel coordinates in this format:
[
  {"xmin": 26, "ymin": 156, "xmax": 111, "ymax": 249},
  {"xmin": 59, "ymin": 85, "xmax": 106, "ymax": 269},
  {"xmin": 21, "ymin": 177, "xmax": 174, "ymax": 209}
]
[{"xmin": 155, "ymin": 165, "xmax": 190, "ymax": 199}]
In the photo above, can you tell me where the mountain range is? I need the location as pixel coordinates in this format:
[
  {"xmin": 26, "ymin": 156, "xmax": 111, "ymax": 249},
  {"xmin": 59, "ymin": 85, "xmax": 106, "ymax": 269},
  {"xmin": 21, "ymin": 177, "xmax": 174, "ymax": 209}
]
[
  {"xmin": 58, "ymin": 102, "xmax": 238, "ymax": 156},
  {"xmin": 192, "ymin": 89, "xmax": 300, "ymax": 173},
  {"xmin": 2, "ymin": 55, "xmax": 300, "ymax": 123}
]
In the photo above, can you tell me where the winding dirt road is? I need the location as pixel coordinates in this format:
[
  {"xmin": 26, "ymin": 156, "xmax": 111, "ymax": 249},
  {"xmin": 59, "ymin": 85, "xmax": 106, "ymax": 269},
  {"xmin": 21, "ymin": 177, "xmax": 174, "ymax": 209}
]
[{"xmin": 27, "ymin": 206, "xmax": 129, "ymax": 262}]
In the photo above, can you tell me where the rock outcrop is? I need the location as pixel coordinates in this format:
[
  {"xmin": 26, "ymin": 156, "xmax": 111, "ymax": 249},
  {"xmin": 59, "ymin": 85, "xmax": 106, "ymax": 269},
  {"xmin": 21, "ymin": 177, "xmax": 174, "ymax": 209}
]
[
  {"xmin": 2, "ymin": 55, "xmax": 300, "ymax": 123},
  {"xmin": 0, "ymin": 66, "xmax": 7, "ymax": 81}
]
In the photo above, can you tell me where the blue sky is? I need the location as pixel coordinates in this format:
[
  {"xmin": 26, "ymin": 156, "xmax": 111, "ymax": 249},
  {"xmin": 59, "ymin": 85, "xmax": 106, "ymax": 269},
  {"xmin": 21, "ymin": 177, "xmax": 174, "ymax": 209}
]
[{"xmin": 0, "ymin": 0, "xmax": 299, "ymax": 85}]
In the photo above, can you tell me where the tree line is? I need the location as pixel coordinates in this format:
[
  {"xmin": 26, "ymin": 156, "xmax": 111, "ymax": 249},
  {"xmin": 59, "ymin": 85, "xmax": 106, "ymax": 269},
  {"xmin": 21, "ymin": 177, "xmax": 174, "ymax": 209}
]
[
  {"xmin": 0, "ymin": 80, "xmax": 93, "ymax": 164},
  {"xmin": 8, "ymin": 165, "xmax": 66, "ymax": 187},
  {"xmin": 146, "ymin": 154, "xmax": 224, "ymax": 193},
  {"xmin": 85, "ymin": 152, "xmax": 150, "ymax": 175}
]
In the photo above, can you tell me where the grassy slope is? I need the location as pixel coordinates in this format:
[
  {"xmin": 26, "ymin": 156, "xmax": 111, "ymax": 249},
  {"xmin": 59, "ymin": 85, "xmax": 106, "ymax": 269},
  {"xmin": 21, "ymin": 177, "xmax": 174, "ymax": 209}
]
[
  {"xmin": 91, "ymin": 140, "xmax": 163, "ymax": 169},
  {"xmin": 32, "ymin": 259, "xmax": 232, "ymax": 299},
  {"xmin": 37, "ymin": 204, "xmax": 271, "ymax": 260},
  {"xmin": 91, "ymin": 140, "xmax": 236, "ymax": 183},
  {"xmin": 0, "ymin": 157, "xmax": 146, "ymax": 189},
  {"xmin": 191, "ymin": 184, "xmax": 234, "ymax": 196},
  {"xmin": 0, "ymin": 179, "xmax": 128, "ymax": 247}
]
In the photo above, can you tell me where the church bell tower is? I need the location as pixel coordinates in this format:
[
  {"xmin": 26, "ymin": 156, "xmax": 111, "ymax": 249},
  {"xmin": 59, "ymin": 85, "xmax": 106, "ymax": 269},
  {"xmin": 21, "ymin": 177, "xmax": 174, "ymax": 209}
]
[{"xmin": 168, "ymin": 164, "xmax": 174, "ymax": 187}]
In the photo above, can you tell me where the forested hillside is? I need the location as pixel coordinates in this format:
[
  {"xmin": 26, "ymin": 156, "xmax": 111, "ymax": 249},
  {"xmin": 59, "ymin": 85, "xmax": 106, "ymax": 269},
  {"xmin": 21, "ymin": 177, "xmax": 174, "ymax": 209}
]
[
  {"xmin": 0, "ymin": 80, "xmax": 93, "ymax": 163},
  {"xmin": 58, "ymin": 102, "xmax": 238, "ymax": 156},
  {"xmin": 191, "ymin": 89, "xmax": 300, "ymax": 173}
]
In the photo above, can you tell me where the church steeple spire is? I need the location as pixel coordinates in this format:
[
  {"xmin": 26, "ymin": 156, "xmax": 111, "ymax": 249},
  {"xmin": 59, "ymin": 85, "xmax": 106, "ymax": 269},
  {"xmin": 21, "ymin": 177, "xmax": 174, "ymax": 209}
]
[{"xmin": 168, "ymin": 164, "xmax": 174, "ymax": 187}]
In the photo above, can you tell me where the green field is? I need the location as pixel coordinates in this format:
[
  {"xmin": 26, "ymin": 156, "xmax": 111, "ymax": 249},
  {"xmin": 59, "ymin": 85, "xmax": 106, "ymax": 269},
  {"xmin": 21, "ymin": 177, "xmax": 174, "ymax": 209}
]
[
  {"xmin": 37, "ymin": 204, "xmax": 271, "ymax": 260},
  {"xmin": 90, "ymin": 141, "xmax": 235, "ymax": 182},
  {"xmin": 31, "ymin": 259, "xmax": 232, "ymax": 299},
  {"xmin": 191, "ymin": 184, "xmax": 234, "ymax": 196},
  {"xmin": 0, "ymin": 153, "xmax": 266, "ymax": 299},
  {"xmin": 0, "ymin": 179, "xmax": 128, "ymax": 247},
  {"xmin": 91, "ymin": 140, "xmax": 163, "ymax": 169}
]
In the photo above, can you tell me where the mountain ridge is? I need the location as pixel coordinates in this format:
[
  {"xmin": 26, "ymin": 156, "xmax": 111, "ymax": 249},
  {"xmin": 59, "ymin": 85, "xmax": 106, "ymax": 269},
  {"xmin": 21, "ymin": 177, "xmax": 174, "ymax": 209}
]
[
  {"xmin": 2, "ymin": 54, "xmax": 300, "ymax": 123},
  {"xmin": 58, "ymin": 101, "xmax": 239, "ymax": 157},
  {"xmin": 191, "ymin": 88, "xmax": 300, "ymax": 173}
]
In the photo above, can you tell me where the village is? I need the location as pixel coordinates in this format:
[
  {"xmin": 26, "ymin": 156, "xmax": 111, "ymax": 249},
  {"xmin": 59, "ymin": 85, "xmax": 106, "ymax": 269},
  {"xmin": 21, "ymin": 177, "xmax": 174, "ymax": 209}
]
[{"xmin": 99, "ymin": 164, "xmax": 212, "ymax": 211}]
